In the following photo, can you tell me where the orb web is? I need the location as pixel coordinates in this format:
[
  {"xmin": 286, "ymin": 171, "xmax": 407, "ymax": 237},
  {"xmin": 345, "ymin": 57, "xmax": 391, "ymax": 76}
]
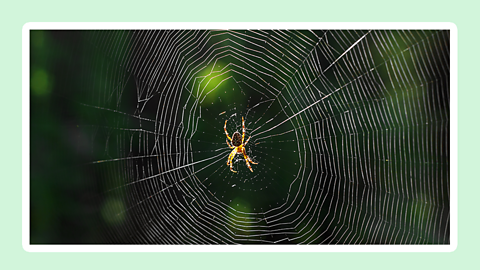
[{"xmin": 34, "ymin": 29, "xmax": 450, "ymax": 244}]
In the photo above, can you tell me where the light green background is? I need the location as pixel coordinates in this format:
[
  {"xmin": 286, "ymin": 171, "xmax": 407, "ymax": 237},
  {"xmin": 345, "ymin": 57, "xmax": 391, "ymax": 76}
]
[{"xmin": 3, "ymin": 0, "xmax": 475, "ymax": 269}]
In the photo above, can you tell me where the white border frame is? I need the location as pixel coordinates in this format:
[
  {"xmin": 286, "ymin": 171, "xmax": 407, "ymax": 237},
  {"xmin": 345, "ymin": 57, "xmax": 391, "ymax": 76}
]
[{"xmin": 22, "ymin": 22, "xmax": 458, "ymax": 252}]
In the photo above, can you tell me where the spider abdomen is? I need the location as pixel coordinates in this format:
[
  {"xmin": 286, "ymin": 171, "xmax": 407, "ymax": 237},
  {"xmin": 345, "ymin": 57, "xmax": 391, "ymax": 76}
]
[{"xmin": 231, "ymin": 132, "xmax": 242, "ymax": 147}]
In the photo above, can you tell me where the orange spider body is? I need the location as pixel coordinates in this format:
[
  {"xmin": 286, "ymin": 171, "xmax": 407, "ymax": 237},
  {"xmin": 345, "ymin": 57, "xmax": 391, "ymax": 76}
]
[{"xmin": 224, "ymin": 117, "xmax": 258, "ymax": 173}]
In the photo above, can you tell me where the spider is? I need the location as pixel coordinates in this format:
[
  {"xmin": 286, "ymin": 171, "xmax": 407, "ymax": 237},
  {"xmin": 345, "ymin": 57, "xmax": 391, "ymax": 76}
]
[{"xmin": 224, "ymin": 117, "xmax": 258, "ymax": 173}]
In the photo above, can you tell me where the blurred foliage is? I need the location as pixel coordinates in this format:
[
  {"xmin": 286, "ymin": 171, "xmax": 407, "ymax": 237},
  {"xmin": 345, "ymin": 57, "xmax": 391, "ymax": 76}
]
[{"xmin": 30, "ymin": 30, "xmax": 450, "ymax": 244}]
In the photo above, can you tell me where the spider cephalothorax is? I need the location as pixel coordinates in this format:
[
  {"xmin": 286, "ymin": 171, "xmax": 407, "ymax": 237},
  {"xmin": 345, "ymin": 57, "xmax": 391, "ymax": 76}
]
[{"xmin": 224, "ymin": 117, "xmax": 258, "ymax": 173}]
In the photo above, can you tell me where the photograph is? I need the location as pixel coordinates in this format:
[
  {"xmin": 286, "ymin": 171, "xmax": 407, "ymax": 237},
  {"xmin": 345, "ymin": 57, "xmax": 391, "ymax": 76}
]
[{"xmin": 27, "ymin": 25, "xmax": 452, "ymax": 248}]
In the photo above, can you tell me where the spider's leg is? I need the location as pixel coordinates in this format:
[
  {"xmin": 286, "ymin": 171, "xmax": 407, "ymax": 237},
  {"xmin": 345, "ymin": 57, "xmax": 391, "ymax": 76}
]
[
  {"xmin": 224, "ymin": 120, "xmax": 232, "ymax": 141},
  {"xmin": 226, "ymin": 138, "xmax": 234, "ymax": 149},
  {"xmin": 228, "ymin": 148, "xmax": 237, "ymax": 173},
  {"xmin": 227, "ymin": 148, "xmax": 235, "ymax": 165},
  {"xmin": 242, "ymin": 117, "xmax": 245, "ymax": 144},
  {"xmin": 244, "ymin": 148, "xmax": 258, "ymax": 164},
  {"xmin": 243, "ymin": 137, "xmax": 257, "ymax": 164},
  {"xmin": 244, "ymin": 136, "xmax": 251, "ymax": 146},
  {"xmin": 242, "ymin": 148, "xmax": 253, "ymax": 172},
  {"xmin": 248, "ymin": 155, "xmax": 258, "ymax": 165}
]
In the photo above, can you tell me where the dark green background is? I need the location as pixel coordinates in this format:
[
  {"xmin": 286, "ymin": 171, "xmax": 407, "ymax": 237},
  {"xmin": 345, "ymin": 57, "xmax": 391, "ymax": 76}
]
[{"xmin": 29, "ymin": 29, "xmax": 449, "ymax": 244}]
